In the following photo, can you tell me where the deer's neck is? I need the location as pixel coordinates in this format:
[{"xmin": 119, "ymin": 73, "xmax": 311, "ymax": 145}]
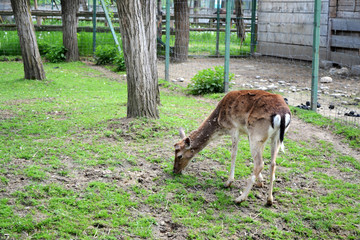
[{"xmin": 189, "ymin": 110, "xmax": 221, "ymax": 154}]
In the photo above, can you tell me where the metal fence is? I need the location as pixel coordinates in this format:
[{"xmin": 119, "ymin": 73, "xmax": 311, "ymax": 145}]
[{"xmin": 0, "ymin": 0, "xmax": 359, "ymax": 127}]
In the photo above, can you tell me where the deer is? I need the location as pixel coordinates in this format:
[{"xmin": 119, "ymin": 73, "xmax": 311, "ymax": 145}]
[{"xmin": 173, "ymin": 90, "xmax": 291, "ymax": 205}]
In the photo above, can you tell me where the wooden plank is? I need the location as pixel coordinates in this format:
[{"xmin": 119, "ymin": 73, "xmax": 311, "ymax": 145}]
[
  {"xmin": 259, "ymin": 1, "xmax": 328, "ymax": 14},
  {"xmin": 257, "ymin": 41, "xmax": 327, "ymax": 61},
  {"xmin": 257, "ymin": 31, "xmax": 327, "ymax": 47},
  {"xmin": 258, "ymin": 22, "xmax": 328, "ymax": 36},
  {"xmin": 331, "ymin": 35, "xmax": 360, "ymax": 49},
  {"xmin": 336, "ymin": 11, "xmax": 360, "ymax": 18},
  {"xmin": 258, "ymin": 12, "xmax": 328, "ymax": 24},
  {"xmin": 330, "ymin": 51, "xmax": 360, "ymax": 66},
  {"xmin": 331, "ymin": 18, "xmax": 360, "ymax": 31}
]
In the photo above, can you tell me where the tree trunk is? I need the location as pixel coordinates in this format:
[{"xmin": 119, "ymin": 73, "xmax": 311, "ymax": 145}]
[
  {"xmin": 173, "ymin": 0, "xmax": 189, "ymax": 62},
  {"xmin": 116, "ymin": 0, "xmax": 159, "ymax": 119},
  {"xmin": 10, "ymin": 0, "xmax": 46, "ymax": 80},
  {"xmin": 235, "ymin": 0, "xmax": 245, "ymax": 42},
  {"xmin": 61, "ymin": 0, "xmax": 80, "ymax": 62}
]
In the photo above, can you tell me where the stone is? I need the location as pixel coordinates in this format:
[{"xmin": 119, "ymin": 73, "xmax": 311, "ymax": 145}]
[
  {"xmin": 176, "ymin": 77, "xmax": 185, "ymax": 82},
  {"xmin": 351, "ymin": 65, "xmax": 360, "ymax": 76},
  {"xmin": 320, "ymin": 76, "xmax": 333, "ymax": 83},
  {"xmin": 267, "ymin": 84, "xmax": 277, "ymax": 90},
  {"xmin": 320, "ymin": 60, "xmax": 333, "ymax": 69},
  {"xmin": 255, "ymin": 75, "xmax": 261, "ymax": 79},
  {"xmin": 338, "ymin": 67, "xmax": 349, "ymax": 76}
]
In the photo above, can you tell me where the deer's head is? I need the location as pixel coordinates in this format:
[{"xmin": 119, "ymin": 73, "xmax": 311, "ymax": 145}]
[{"xmin": 173, "ymin": 128, "xmax": 195, "ymax": 174}]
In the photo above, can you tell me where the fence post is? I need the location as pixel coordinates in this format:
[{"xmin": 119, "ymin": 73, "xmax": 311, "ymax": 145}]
[
  {"xmin": 165, "ymin": 0, "xmax": 171, "ymax": 82},
  {"xmin": 224, "ymin": 0, "xmax": 231, "ymax": 93},
  {"xmin": 99, "ymin": 0, "xmax": 121, "ymax": 54},
  {"xmin": 215, "ymin": 2, "xmax": 220, "ymax": 57},
  {"xmin": 311, "ymin": 0, "xmax": 321, "ymax": 111},
  {"xmin": 250, "ymin": 0, "xmax": 257, "ymax": 54},
  {"xmin": 92, "ymin": 0, "xmax": 96, "ymax": 54}
]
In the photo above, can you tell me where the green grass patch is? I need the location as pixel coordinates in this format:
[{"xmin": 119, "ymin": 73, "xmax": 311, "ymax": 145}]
[{"xmin": 0, "ymin": 61, "xmax": 359, "ymax": 239}]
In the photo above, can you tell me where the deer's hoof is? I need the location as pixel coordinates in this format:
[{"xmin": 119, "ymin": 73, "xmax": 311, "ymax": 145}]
[
  {"xmin": 224, "ymin": 180, "xmax": 233, "ymax": 188},
  {"xmin": 266, "ymin": 197, "xmax": 273, "ymax": 206},
  {"xmin": 234, "ymin": 196, "xmax": 246, "ymax": 204},
  {"xmin": 255, "ymin": 181, "xmax": 264, "ymax": 188}
]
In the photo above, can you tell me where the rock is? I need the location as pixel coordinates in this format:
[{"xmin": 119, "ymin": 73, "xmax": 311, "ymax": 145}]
[
  {"xmin": 320, "ymin": 76, "xmax": 333, "ymax": 83},
  {"xmin": 255, "ymin": 75, "xmax": 261, "ymax": 79},
  {"xmin": 320, "ymin": 60, "xmax": 333, "ymax": 69},
  {"xmin": 350, "ymin": 65, "xmax": 360, "ymax": 76},
  {"xmin": 267, "ymin": 84, "xmax": 277, "ymax": 90},
  {"xmin": 320, "ymin": 86, "xmax": 329, "ymax": 90},
  {"xmin": 330, "ymin": 93, "xmax": 344, "ymax": 98},
  {"xmin": 338, "ymin": 67, "xmax": 349, "ymax": 76},
  {"xmin": 329, "ymin": 68, "xmax": 338, "ymax": 75},
  {"xmin": 176, "ymin": 77, "xmax": 185, "ymax": 82},
  {"xmin": 354, "ymin": 97, "xmax": 360, "ymax": 102},
  {"xmin": 253, "ymin": 52, "xmax": 262, "ymax": 57},
  {"xmin": 259, "ymin": 79, "xmax": 267, "ymax": 83},
  {"xmin": 258, "ymin": 86, "xmax": 268, "ymax": 91},
  {"xmin": 329, "ymin": 104, "xmax": 335, "ymax": 109},
  {"xmin": 278, "ymin": 81, "xmax": 286, "ymax": 85}
]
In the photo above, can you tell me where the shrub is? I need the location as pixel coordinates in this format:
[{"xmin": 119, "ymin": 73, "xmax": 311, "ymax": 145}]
[
  {"xmin": 95, "ymin": 45, "xmax": 117, "ymax": 65},
  {"xmin": 37, "ymin": 42, "xmax": 51, "ymax": 55},
  {"xmin": 187, "ymin": 66, "xmax": 234, "ymax": 95},
  {"xmin": 114, "ymin": 52, "xmax": 126, "ymax": 72},
  {"xmin": 45, "ymin": 45, "xmax": 67, "ymax": 63}
]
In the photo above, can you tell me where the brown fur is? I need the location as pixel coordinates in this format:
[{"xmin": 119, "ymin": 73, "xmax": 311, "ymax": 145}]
[{"xmin": 174, "ymin": 90, "xmax": 291, "ymax": 205}]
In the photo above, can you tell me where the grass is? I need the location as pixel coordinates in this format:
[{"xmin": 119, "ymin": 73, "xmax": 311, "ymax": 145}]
[{"xmin": 0, "ymin": 61, "xmax": 359, "ymax": 239}]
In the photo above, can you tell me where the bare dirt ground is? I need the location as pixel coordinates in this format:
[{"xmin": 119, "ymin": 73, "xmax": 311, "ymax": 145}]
[{"xmin": 158, "ymin": 57, "xmax": 360, "ymax": 124}]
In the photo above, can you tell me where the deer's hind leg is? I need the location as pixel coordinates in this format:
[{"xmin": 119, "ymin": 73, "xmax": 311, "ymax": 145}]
[
  {"xmin": 267, "ymin": 136, "xmax": 281, "ymax": 206},
  {"xmin": 224, "ymin": 130, "xmax": 240, "ymax": 188}
]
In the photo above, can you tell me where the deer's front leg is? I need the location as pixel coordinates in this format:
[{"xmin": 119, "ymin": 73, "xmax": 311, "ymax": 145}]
[
  {"xmin": 224, "ymin": 131, "xmax": 239, "ymax": 188},
  {"xmin": 235, "ymin": 140, "xmax": 264, "ymax": 203}
]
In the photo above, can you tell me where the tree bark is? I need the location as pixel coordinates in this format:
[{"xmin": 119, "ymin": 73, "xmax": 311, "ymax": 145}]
[
  {"xmin": 235, "ymin": 0, "xmax": 245, "ymax": 42},
  {"xmin": 61, "ymin": 0, "xmax": 80, "ymax": 61},
  {"xmin": 173, "ymin": 0, "xmax": 189, "ymax": 62},
  {"xmin": 116, "ymin": 0, "xmax": 159, "ymax": 118},
  {"xmin": 10, "ymin": 0, "xmax": 46, "ymax": 80}
]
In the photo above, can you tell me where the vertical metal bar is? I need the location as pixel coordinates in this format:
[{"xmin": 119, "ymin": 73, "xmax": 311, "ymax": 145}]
[
  {"xmin": 165, "ymin": 0, "xmax": 170, "ymax": 81},
  {"xmin": 223, "ymin": 0, "xmax": 231, "ymax": 93},
  {"xmin": 92, "ymin": 0, "xmax": 97, "ymax": 54},
  {"xmin": 311, "ymin": 0, "xmax": 321, "ymax": 111},
  {"xmin": 99, "ymin": 0, "xmax": 121, "ymax": 54},
  {"xmin": 250, "ymin": 0, "xmax": 257, "ymax": 54},
  {"xmin": 215, "ymin": 0, "xmax": 220, "ymax": 57}
]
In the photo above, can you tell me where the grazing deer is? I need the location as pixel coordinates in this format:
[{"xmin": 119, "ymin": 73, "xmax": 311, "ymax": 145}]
[{"xmin": 173, "ymin": 90, "xmax": 291, "ymax": 205}]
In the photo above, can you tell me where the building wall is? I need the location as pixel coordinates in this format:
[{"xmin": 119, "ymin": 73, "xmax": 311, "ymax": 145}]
[
  {"xmin": 257, "ymin": 0, "xmax": 360, "ymax": 66},
  {"xmin": 257, "ymin": 0, "xmax": 329, "ymax": 62}
]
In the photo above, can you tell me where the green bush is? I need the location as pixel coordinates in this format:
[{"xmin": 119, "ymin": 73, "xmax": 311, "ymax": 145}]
[
  {"xmin": 95, "ymin": 45, "xmax": 117, "ymax": 65},
  {"xmin": 114, "ymin": 52, "xmax": 126, "ymax": 72},
  {"xmin": 45, "ymin": 45, "xmax": 67, "ymax": 63},
  {"xmin": 187, "ymin": 66, "xmax": 234, "ymax": 95}
]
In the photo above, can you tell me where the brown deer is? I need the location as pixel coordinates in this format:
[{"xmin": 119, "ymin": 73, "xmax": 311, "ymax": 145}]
[{"xmin": 173, "ymin": 90, "xmax": 291, "ymax": 205}]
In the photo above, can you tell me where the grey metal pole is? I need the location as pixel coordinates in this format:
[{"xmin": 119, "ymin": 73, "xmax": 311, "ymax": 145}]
[
  {"xmin": 311, "ymin": 0, "xmax": 321, "ymax": 111},
  {"xmin": 165, "ymin": 0, "xmax": 170, "ymax": 81},
  {"xmin": 215, "ymin": 1, "xmax": 220, "ymax": 57},
  {"xmin": 99, "ymin": 0, "xmax": 122, "ymax": 54},
  {"xmin": 250, "ymin": 0, "xmax": 257, "ymax": 55},
  {"xmin": 224, "ymin": 0, "xmax": 231, "ymax": 93},
  {"xmin": 92, "ymin": 0, "xmax": 96, "ymax": 54}
]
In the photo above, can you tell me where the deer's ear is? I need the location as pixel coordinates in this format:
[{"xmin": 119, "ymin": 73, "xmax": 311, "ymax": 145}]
[
  {"xmin": 179, "ymin": 127, "xmax": 186, "ymax": 139},
  {"xmin": 184, "ymin": 137, "xmax": 191, "ymax": 149}
]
